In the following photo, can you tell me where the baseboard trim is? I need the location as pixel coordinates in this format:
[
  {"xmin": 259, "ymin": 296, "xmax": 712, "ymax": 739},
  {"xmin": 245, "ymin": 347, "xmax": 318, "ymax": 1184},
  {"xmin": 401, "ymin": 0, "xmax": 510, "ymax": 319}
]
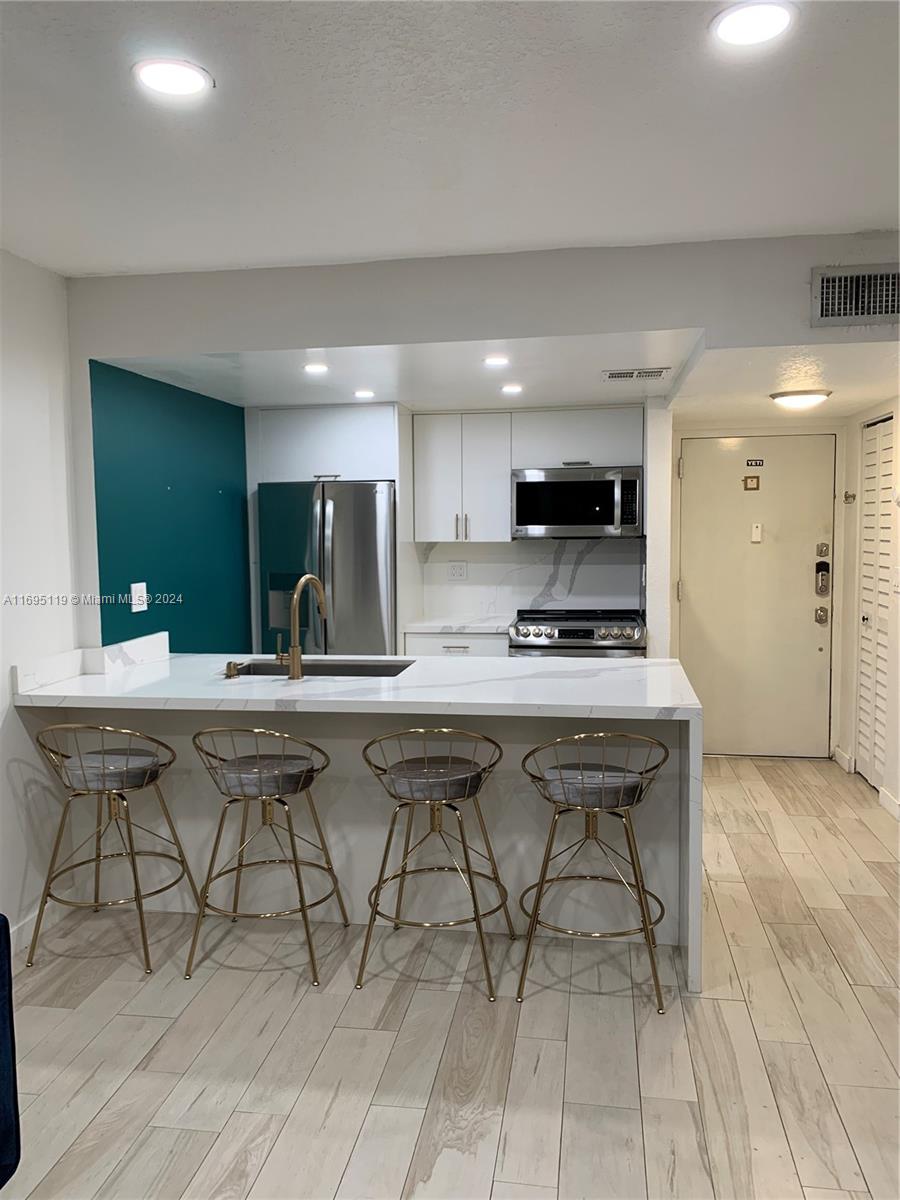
[
  {"xmin": 832, "ymin": 746, "xmax": 855, "ymax": 774},
  {"xmin": 878, "ymin": 786, "xmax": 900, "ymax": 820}
]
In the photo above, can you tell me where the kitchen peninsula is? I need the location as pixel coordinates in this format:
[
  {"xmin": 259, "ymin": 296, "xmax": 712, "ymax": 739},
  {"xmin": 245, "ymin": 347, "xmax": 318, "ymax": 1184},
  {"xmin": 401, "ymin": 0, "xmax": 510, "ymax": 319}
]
[{"xmin": 14, "ymin": 633, "xmax": 703, "ymax": 990}]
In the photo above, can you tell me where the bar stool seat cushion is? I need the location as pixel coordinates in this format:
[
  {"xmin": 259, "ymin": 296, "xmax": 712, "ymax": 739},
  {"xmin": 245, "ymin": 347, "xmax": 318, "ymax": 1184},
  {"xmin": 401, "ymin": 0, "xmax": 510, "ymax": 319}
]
[
  {"xmin": 542, "ymin": 763, "xmax": 643, "ymax": 809},
  {"xmin": 385, "ymin": 756, "xmax": 485, "ymax": 802},
  {"xmin": 65, "ymin": 748, "xmax": 162, "ymax": 791},
  {"xmin": 217, "ymin": 753, "xmax": 315, "ymax": 798}
]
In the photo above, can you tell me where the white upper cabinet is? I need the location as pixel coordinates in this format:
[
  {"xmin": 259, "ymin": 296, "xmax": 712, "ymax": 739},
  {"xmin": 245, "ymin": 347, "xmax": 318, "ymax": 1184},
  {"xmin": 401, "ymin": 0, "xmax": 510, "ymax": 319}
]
[
  {"xmin": 413, "ymin": 413, "xmax": 463, "ymax": 542},
  {"xmin": 255, "ymin": 405, "xmax": 399, "ymax": 482},
  {"xmin": 461, "ymin": 412, "xmax": 512, "ymax": 542},
  {"xmin": 511, "ymin": 406, "xmax": 643, "ymax": 469},
  {"xmin": 413, "ymin": 412, "xmax": 511, "ymax": 542}
]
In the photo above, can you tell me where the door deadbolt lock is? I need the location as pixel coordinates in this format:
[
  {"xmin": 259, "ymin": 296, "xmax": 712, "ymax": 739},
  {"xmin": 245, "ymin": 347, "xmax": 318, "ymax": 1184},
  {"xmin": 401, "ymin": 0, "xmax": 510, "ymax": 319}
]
[
  {"xmin": 814, "ymin": 606, "xmax": 829, "ymax": 625},
  {"xmin": 816, "ymin": 542, "xmax": 830, "ymax": 557},
  {"xmin": 815, "ymin": 560, "xmax": 830, "ymax": 596}
]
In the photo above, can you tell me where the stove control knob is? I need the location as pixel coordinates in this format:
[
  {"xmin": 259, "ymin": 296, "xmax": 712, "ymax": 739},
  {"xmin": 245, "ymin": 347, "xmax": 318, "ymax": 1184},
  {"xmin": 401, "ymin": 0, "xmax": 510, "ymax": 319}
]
[
  {"xmin": 611, "ymin": 627, "xmax": 622, "ymax": 638},
  {"xmin": 598, "ymin": 627, "xmax": 609, "ymax": 639},
  {"xmin": 517, "ymin": 626, "xmax": 530, "ymax": 637},
  {"xmin": 622, "ymin": 628, "xmax": 633, "ymax": 640},
  {"xmin": 530, "ymin": 626, "xmax": 543, "ymax": 637},
  {"xmin": 543, "ymin": 627, "xmax": 554, "ymax": 638}
]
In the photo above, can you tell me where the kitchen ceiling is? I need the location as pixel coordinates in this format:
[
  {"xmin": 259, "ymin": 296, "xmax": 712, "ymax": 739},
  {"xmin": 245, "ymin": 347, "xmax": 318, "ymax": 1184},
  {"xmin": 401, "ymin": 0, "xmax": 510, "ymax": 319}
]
[
  {"xmin": 106, "ymin": 329, "xmax": 703, "ymax": 410},
  {"xmin": 673, "ymin": 341, "xmax": 900, "ymax": 423},
  {"xmin": 1, "ymin": 2, "xmax": 897, "ymax": 276}
]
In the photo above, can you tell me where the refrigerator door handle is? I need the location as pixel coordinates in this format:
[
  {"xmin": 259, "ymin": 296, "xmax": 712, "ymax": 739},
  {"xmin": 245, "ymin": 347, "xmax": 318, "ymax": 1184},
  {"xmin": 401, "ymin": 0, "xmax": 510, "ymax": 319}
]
[
  {"xmin": 323, "ymin": 497, "xmax": 335, "ymax": 639},
  {"xmin": 311, "ymin": 493, "xmax": 324, "ymax": 652}
]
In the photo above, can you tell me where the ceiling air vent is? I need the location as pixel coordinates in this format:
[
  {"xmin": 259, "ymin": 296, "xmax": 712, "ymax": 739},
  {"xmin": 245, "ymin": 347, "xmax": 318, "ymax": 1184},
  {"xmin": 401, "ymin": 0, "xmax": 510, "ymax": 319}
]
[
  {"xmin": 811, "ymin": 264, "xmax": 899, "ymax": 327},
  {"xmin": 602, "ymin": 367, "xmax": 671, "ymax": 382}
]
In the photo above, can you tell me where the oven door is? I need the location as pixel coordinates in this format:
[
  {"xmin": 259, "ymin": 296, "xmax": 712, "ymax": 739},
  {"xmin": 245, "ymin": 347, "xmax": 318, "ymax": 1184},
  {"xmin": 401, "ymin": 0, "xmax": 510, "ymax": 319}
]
[{"xmin": 511, "ymin": 467, "xmax": 642, "ymax": 538}]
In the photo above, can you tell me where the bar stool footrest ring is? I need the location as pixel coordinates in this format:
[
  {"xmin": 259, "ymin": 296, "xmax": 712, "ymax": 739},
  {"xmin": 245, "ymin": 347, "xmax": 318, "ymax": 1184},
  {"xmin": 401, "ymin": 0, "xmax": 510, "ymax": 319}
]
[
  {"xmin": 46, "ymin": 850, "xmax": 188, "ymax": 909},
  {"xmin": 369, "ymin": 864, "xmax": 509, "ymax": 929},
  {"xmin": 519, "ymin": 872, "xmax": 664, "ymax": 939},
  {"xmin": 202, "ymin": 857, "xmax": 337, "ymax": 920}
]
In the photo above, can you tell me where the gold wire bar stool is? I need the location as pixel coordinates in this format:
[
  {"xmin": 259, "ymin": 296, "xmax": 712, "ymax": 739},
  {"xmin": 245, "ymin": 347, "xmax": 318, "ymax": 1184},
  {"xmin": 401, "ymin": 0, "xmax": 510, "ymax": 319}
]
[
  {"xmin": 29, "ymin": 723, "xmax": 200, "ymax": 974},
  {"xmin": 356, "ymin": 728, "xmax": 515, "ymax": 1002},
  {"xmin": 516, "ymin": 732, "xmax": 670, "ymax": 1012},
  {"xmin": 185, "ymin": 727, "xmax": 349, "ymax": 984}
]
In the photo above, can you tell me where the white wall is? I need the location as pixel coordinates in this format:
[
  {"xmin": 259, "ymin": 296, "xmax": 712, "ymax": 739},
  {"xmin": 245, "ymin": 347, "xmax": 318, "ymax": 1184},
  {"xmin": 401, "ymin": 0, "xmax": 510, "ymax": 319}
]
[
  {"xmin": 0, "ymin": 250, "xmax": 77, "ymax": 942},
  {"xmin": 65, "ymin": 232, "xmax": 897, "ymax": 646}
]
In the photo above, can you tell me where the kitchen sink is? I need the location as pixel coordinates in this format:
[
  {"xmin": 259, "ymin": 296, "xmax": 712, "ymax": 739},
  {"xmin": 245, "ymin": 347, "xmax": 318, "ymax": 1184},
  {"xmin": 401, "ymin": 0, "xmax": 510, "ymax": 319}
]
[{"xmin": 225, "ymin": 659, "xmax": 412, "ymax": 679}]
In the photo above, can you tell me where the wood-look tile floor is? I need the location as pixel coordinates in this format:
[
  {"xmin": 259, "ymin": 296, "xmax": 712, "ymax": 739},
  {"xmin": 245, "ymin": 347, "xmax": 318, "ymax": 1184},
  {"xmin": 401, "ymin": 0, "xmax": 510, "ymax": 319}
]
[{"xmin": 9, "ymin": 757, "xmax": 899, "ymax": 1200}]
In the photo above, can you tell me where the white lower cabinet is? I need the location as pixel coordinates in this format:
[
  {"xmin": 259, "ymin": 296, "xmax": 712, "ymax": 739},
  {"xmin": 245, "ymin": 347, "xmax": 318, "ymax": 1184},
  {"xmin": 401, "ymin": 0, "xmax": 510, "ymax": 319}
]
[{"xmin": 405, "ymin": 633, "xmax": 509, "ymax": 657}]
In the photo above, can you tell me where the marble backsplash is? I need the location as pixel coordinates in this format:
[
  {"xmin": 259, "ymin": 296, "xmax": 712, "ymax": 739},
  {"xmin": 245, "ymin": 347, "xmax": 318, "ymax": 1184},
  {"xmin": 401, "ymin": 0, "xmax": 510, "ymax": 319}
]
[{"xmin": 422, "ymin": 539, "xmax": 643, "ymax": 620}]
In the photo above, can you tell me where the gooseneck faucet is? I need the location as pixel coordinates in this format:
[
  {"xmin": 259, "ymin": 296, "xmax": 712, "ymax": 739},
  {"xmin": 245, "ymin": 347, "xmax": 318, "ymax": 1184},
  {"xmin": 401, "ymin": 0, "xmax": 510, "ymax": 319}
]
[{"xmin": 289, "ymin": 573, "xmax": 327, "ymax": 680}]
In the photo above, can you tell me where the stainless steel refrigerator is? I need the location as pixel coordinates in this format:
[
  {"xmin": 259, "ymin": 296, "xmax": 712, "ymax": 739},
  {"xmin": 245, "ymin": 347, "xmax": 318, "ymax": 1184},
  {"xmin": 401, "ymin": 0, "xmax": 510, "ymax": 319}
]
[{"xmin": 257, "ymin": 481, "xmax": 396, "ymax": 655}]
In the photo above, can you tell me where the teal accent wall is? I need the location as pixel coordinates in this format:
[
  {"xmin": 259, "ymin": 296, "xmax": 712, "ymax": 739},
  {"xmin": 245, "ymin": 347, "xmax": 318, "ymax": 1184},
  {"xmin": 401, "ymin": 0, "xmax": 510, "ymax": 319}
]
[{"xmin": 90, "ymin": 361, "xmax": 251, "ymax": 652}]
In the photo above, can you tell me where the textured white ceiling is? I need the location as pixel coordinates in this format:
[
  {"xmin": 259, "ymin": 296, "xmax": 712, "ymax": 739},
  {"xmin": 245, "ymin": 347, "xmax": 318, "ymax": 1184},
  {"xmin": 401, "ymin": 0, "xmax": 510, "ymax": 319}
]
[
  {"xmin": 2, "ymin": 1, "xmax": 897, "ymax": 275},
  {"xmin": 673, "ymin": 341, "xmax": 900, "ymax": 423},
  {"xmin": 107, "ymin": 328, "xmax": 702, "ymax": 409}
]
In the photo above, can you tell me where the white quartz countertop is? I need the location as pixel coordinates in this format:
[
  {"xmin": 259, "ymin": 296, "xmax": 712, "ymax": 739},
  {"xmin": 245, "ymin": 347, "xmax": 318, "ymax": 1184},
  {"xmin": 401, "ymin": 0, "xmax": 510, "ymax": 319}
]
[
  {"xmin": 14, "ymin": 649, "xmax": 701, "ymax": 720},
  {"xmin": 404, "ymin": 616, "xmax": 512, "ymax": 635}
]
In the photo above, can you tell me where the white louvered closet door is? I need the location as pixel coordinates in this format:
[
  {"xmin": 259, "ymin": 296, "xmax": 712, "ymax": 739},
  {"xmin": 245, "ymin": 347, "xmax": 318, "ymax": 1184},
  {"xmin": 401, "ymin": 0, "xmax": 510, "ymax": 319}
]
[{"xmin": 856, "ymin": 415, "xmax": 895, "ymax": 789}]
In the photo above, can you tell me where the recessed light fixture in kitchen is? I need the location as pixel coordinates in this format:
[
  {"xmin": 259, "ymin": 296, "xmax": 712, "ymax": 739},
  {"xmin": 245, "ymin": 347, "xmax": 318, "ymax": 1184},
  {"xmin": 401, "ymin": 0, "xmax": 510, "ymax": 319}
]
[
  {"xmin": 133, "ymin": 59, "xmax": 214, "ymax": 96},
  {"xmin": 354, "ymin": 389, "xmax": 375, "ymax": 399},
  {"xmin": 771, "ymin": 389, "xmax": 831, "ymax": 410},
  {"xmin": 484, "ymin": 354, "xmax": 510, "ymax": 368},
  {"xmin": 304, "ymin": 363, "xmax": 329, "ymax": 376},
  {"xmin": 712, "ymin": 3, "xmax": 793, "ymax": 46},
  {"xmin": 502, "ymin": 383, "xmax": 523, "ymax": 395}
]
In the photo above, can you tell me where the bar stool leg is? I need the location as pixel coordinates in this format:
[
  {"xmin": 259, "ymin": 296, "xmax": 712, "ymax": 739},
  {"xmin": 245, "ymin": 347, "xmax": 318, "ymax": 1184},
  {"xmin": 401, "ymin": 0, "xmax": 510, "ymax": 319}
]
[
  {"xmin": 451, "ymin": 805, "xmax": 496, "ymax": 1002},
  {"xmin": 516, "ymin": 806, "xmax": 563, "ymax": 1003},
  {"xmin": 472, "ymin": 796, "xmax": 516, "ymax": 941},
  {"xmin": 355, "ymin": 803, "xmax": 403, "ymax": 990},
  {"xmin": 621, "ymin": 809, "xmax": 665, "ymax": 1014},
  {"xmin": 230, "ymin": 799, "xmax": 251, "ymax": 921},
  {"xmin": 185, "ymin": 802, "xmax": 231, "ymax": 979},
  {"xmin": 120, "ymin": 796, "xmax": 152, "ymax": 974},
  {"xmin": 305, "ymin": 791, "xmax": 350, "ymax": 928},
  {"xmin": 92, "ymin": 793, "xmax": 104, "ymax": 911},
  {"xmin": 392, "ymin": 804, "xmax": 415, "ymax": 930},
  {"xmin": 152, "ymin": 782, "xmax": 201, "ymax": 909},
  {"xmin": 26, "ymin": 796, "xmax": 73, "ymax": 968},
  {"xmin": 282, "ymin": 802, "xmax": 320, "ymax": 986}
]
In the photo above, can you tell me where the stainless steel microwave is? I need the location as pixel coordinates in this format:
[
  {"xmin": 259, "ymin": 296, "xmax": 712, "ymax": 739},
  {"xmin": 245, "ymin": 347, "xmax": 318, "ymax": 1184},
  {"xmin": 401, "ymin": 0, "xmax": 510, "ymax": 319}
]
[{"xmin": 511, "ymin": 466, "xmax": 643, "ymax": 539}]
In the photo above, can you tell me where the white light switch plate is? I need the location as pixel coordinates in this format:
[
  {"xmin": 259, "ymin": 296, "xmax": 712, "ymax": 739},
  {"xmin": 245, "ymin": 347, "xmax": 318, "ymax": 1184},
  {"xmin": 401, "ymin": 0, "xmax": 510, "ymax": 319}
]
[
  {"xmin": 447, "ymin": 562, "xmax": 468, "ymax": 581},
  {"xmin": 130, "ymin": 581, "xmax": 148, "ymax": 613}
]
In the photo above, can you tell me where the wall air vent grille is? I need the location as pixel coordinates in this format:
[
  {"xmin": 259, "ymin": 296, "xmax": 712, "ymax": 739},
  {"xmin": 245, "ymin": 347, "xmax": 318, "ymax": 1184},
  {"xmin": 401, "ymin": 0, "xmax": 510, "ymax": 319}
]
[
  {"xmin": 811, "ymin": 264, "xmax": 899, "ymax": 326},
  {"xmin": 602, "ymin": 367, "xmax": 671, "ymax": 382}
]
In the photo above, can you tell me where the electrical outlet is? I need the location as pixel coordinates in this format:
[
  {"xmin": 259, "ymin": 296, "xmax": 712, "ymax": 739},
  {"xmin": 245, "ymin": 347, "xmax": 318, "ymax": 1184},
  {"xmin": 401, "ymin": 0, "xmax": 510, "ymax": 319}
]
[
  {"xmin": 446, "ymin": 561, "xmax": 468, "ymax": 581},
  {"xmin": 130, "ymin": 581, "xmax": 148, "ymax": 613}
]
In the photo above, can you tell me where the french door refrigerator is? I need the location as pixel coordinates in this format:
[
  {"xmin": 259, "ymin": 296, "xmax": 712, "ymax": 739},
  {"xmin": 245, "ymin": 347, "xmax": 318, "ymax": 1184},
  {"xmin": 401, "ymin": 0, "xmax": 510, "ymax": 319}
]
[{"xmin": 257, "ymin": 480, "xmax": 396, "ymax": 656}]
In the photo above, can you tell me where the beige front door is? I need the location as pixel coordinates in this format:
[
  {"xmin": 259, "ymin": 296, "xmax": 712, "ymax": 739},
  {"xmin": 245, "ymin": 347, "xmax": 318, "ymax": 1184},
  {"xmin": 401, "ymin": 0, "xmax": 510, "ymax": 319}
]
[{"xmin": 679, "ymin": 434, "xmax": 836, "ymax": 756}]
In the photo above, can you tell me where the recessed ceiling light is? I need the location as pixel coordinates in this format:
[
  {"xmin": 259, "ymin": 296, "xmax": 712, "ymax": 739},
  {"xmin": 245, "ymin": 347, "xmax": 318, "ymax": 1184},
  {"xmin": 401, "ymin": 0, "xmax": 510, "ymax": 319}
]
[
  {"xmin": 501, "ymin": 383, "xmax": 523, "ymax": 395},
  {"xmin": 304, "ymin": 363, "xmax": 329, "ymax": 376},
  {"xmin": 133, "ymin": 59, "xmax": 214, "ymax": 97},
  {"xmin": 770, "ymin": 390, "xmax": 831, "ymax": 410},
  {"xmin": 484, "ymin": 354, "xmax": 510, "ymax": 368},
  {"xmin": 354, "ymin": 389, "xmax": 375, "ymax": 399},
  {"xmin": 712, "ymin": 3, "xmax": 793, "ymax": 46}
]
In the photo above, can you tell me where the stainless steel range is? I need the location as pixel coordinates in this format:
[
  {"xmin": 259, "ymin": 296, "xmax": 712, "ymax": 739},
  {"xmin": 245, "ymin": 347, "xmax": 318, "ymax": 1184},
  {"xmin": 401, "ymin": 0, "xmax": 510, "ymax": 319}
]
[{"xmin": 508, "ymin": 608, "xmax": 647, "ymax": 657}]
